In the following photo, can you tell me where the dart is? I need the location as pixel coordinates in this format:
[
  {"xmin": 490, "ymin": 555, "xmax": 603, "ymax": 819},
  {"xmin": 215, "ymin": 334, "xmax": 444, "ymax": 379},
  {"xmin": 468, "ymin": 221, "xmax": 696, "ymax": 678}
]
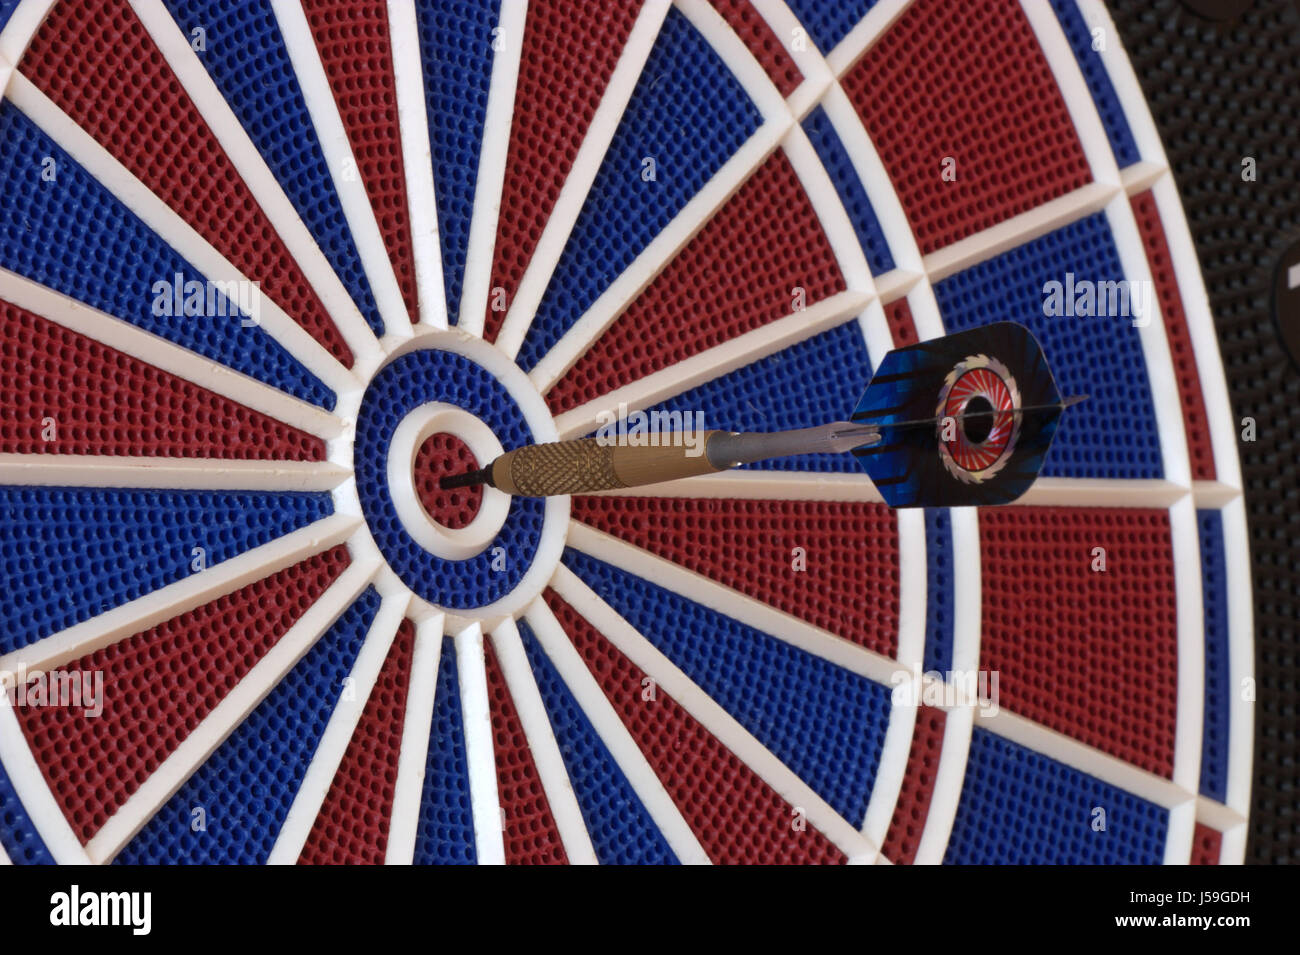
[{"xmin": 441, "ymin": 323, "xmax": 1084, "ymax": 507}]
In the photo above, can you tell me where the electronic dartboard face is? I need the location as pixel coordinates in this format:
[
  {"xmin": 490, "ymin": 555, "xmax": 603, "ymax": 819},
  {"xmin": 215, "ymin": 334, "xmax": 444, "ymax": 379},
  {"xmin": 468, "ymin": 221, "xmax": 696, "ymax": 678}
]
[{"xmin": 0, "ymin": 0, "xmax": 1294, "ymax": 884}]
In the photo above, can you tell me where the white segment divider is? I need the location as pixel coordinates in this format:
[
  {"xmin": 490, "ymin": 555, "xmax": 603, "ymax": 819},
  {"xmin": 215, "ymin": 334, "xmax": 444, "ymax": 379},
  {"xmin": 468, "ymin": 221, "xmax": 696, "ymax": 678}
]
[
  {"xmin": 0, "ymin": 456, "xmax": 351, "ymax": 492},
  {"xmin": 489, "ymin": 618, "xmax": 598, "ymax": 864},
  {"xmin": 454, "ymin": 621, "xmax": 506, "ymax": 865},
  {"xmin": 0, "ymin": 0, "xmax": 55, "ymax": 67},
  {"xmin": 824, "ymin": 0, "xmax": 914, "ymax": 79},
  {"xmin": 551, "ymin": 563, "xmax": 879, "ymax": 862},
  {"xmin": 5, "ymin": 73, "xmax": 366, "ymax": 395},
  {"xmin": 267, "ymin": 585, "xmax": 409, "ymax": 864},
  {"xmin": 385, "ymin": 612, "xmax": 444, "ymax": 864},
  {"xmin": 0, "ymin": 267, "xmax": 344, "ymax": 441},
  {"xmin": 0, "ymin": 695, "xmax": 92, "ymax": 863},
  {"xmin": 493, "ymin": 0, "xmax": 671, "ymax": 356},
  {"xmin": 387, "ymin": 0, "xmax": 448, "ymax": 329},
  {"xmin": 455, "ymin": 0, "xmax": 527, "ymax": 336},
  {"xmin": 132, "ymin": 1, "xmax": 385, "ymax": 372},
  {"xmin": 523, "ymin": 597, "xmax": 711, "ymax": 863},
  {"xmin": 89, "ymin": 557, "xmax": 384, "ymax": 863},
  {"xmin": 0, "ymin": 513, "xmax": 361, "ymax": 677},
  {"xmin": 270, "ymin": 0, "xmax": 413, "ymax": 342},
  {"xmin": 753, "ymin": 0, "xmax": 836, "ymax": 118}
]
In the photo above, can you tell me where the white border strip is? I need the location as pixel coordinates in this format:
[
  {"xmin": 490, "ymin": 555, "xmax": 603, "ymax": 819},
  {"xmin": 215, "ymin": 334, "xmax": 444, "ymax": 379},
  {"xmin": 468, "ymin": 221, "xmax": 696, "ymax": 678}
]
[
  {"xmin": 490, "ymin": 618, "xmax": 598, "ymax": 864},
  {"xmin": 754, "ymin": 0, "xmax": 835, "ymax": 118},
  {"xmin": 270, "ymin": 0, "xmax": 412, "ymax": 341},
  {"xmin": 90, "ymin": 557, "xmax": 383, "ymax": 863},
  {"xmin": 551, "ymin": 563, "xmax": 877, "ymax": 862},
  {"xmin": 0, "ymin": 0, "xmax": 54, "ymax": 67},
  {"xmin": 266, "ymin": 586, "xmax": 409, "ymax": 864},
  {"xmin": 385, "ymin": 611, "xmax": 444, "ymax": 864},
  {"xmin": 524, "ymin": 597, "xmax": 711, "ymax": 863},
  {"xmin": 493, "ymin": 0, "xmax": 671, "ymax": 354},
  {"xmin": 0, "ymin": 513, "xmax": 360, "ymax": 677},
  {"xmin": 455, "ymin": 0, "xmax": 527, "ymax": 335},
  {"xmin": 455, "ymin": 621, "xmax": 506, "ymax": 865},
  {"xmin": 824, "ymin": 0, "xmax": 913, "ymax": 78},
  {"xmin": 0, "ymin": 267, "xmax": 343, "ymax": 441}
]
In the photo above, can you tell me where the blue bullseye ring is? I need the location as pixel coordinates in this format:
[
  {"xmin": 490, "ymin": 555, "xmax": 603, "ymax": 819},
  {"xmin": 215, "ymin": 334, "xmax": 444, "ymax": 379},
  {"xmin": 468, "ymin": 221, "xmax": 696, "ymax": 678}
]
[{"xmin": 354, "ymin": 347, "xmax": 546, "ymax": 610}]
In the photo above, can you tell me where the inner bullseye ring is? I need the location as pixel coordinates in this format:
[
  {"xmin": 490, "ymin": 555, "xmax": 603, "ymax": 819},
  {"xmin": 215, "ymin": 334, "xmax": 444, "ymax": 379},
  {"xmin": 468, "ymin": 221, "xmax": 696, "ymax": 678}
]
[{"xmin": 388, "ymin": 403, "xmax": 510, "ymax": 561}]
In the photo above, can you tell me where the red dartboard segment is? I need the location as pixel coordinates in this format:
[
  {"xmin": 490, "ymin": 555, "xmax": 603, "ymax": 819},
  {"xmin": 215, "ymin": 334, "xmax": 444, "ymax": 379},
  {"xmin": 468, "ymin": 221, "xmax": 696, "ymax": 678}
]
[
  {"xmin": 708, "ymin": 0, "xmax": 802, "ymax": 97},
  {"xmin": 414, "ymin": 433, "xmax": 483, "ymax": 530},
  {"xmin": 840, "ymin": 0, "xmax": 1092, "ymax": 254},
  {"xmin": 547, "ymin": 150, "xmax": 846, "ymax": 415},
  {"xmin": 885, "ymin": 298, "xmax": 920, "ymax": 348},
  {"xmin": 1130, "ymin": 190, "xmax": 1216, "ymax": 481},
  {"xmin": 543, "ymin": 589, "xmax": 847, "ymax": 867},
  {"xmin": 19, "ymin": 0, "xmax": 355, "ymax": 368},
  {"xmin": 482, "ymin": 0, "xmax": 643, "ymax": 342},
  {"xmin": 570, "ymin": 496, "xmax": 900, "ymax": 657},
  {"xmin": 300, "ymin": 0, "xmax": 418, "ymax": 323},
  {"xmin": 0, "ymin": 299, "xmax": 326, "ymax": 460},
  {"xmin": 545, "ymin": 589, "xmax": 847, "ymax": 865},
  {"xmin": 1191, "ymin": 823, "xmax": 1222, "ymax": 865},
  {"xmin": 15, "ymin": 545, "xmax": 352, "ymax": 844},
  {"xmin": 299, "ymin": 618, "xmax": 416, "ymax": 866},
  {"xmin": 484, "ymin": 638, "xmax": 569, "ymax": 865},
  {"xmin": 882, "ymin": 705, "xmax": 946, "ymax": 865},
  {"xmin": 979, "ymin": 508, "xmax": 1179, "ymax": 777}
]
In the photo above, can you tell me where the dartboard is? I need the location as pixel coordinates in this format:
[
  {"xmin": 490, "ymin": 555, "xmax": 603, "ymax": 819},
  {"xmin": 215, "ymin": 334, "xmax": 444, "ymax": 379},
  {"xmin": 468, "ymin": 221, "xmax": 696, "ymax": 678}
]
[{"xmin": 0, "ymin": 0, "xmax": 1272, "ymax": 866}]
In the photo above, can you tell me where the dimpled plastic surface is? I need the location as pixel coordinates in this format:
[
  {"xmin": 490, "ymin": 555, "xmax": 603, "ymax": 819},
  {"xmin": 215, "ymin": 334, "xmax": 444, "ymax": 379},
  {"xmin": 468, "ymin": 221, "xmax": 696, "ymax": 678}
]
[
  {"xmin": 1106, "ymin": 0, "xmax": 1298, "ymax": 862},
  {"xmin": 483, "ymin": 0, "xmax": 640, "ymax": 342},
  {"xmin": 161, "ymin": 0, "xmax": 384, "ymax": 335},
  {"xmin": 1131, "ymin": 190, "xmax": 1216, "ymax": 480},
  {"xmin": 16, "ymin": 545, "xmax": 351, "ymax": 843},
  {"xmin": 301, "ymin": 0, "xmax": 417, "ymax": 321},
  {"xmin": 545, "ymin": 589, "xmax": 846, "ymax": 864},
  {"xmin": 354, "ymin": 348, "xmax": 544, "ymax": 609},
  {"xmin": 933, "ymin": 213, "xmax": 1164, "ymax": 479},
  {"xmin": 0, "ymin": 299, "xmax": 325, "ymax": 460},
  {"xmin": 548, "ymin": 151, "xmax": 845, "ymax": 415},
  {"xmin": 709, "ymin": 0, "xmax": 802, "ymax": 96},
  {"xmin": 802, "ymin": 106, "xmax": 895, "ymax": 276},
  {"xmin": 630, "ymin": 320, "xmax": 874, "ymax": 473},
  {"xmin": 1198, "ymin": 509, "xmax": 1230, "ymax": 801},
  {"xmin": 980, "ymin": 507, "xmax": 1178, "ymax": 776},
  {"xmin": 415, "ymin": 0, "xmax": 499, "ymax": 325},
  {"xmin": 1192, "ymin": 823, "xmax": 1222, "ymax": 866},
  {"xmin": 0, "ymin": 487, "xmax": 333, "ymax": 655},
  {"xmin": 782, "ymin": 0, "xmax": 879, "ymax": 53},
  {"xmin": 516, "ymin": 7, "xmax": 764, "ymax": 372},
  {"xmin": 885, "ymin": 297, "xmax": 918, "ymax": 347},
  {"xmin": 20, "ymin": 0, "xmax": 354, "ymax": 367},
  {"xmin": 571, "ymin": 496, "xmax": 899, "ymax": 656},
  {"xmin": 413, "ymin": 637, "xmax": 477, "ymax": 865},
  {"xmin": 414, "ymin": 433, "xmax": 482, "ymax": 529},
  {"xmin": 114, "ymin": 588, "xmax": 379, "ymax": 864},
  {"xmin": 0, "ymin": 102, "xmax": 335, "ymax": 410},
  {"xmin": 882, "ymin": 705, "xmax": 945, "ymax": 865},
  {"xmin": 1047, "ymin": 0, "xmax": 1141, "ymax": 168},
  {"xmin": 518, "ymin": 621, "xmax": 678, "ymax": 865},
  {"xmin": 923, "ymin": 509, "xmax": 955, "ymax": 675},
  {"xmin": 484, "ymin": 638, "xmax": 568, "ymax": 865},
  {"xmin": 299, "ymin": 618, "xmax": 415, "ymax": 865},
  {"xmin": 0, "ymin": 757, "xmax": 54, "ymax": 865},
  {"xmin": 944, "ymin": 729, "xmax": 1168, "ymax": 864},
  {"xmin": 563, "ymin": 549, "xmax": 890, "ymax": 827},
  {"xmin": 841, "ymin": 0, "xmax": 1092, "ymax": 254}
]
